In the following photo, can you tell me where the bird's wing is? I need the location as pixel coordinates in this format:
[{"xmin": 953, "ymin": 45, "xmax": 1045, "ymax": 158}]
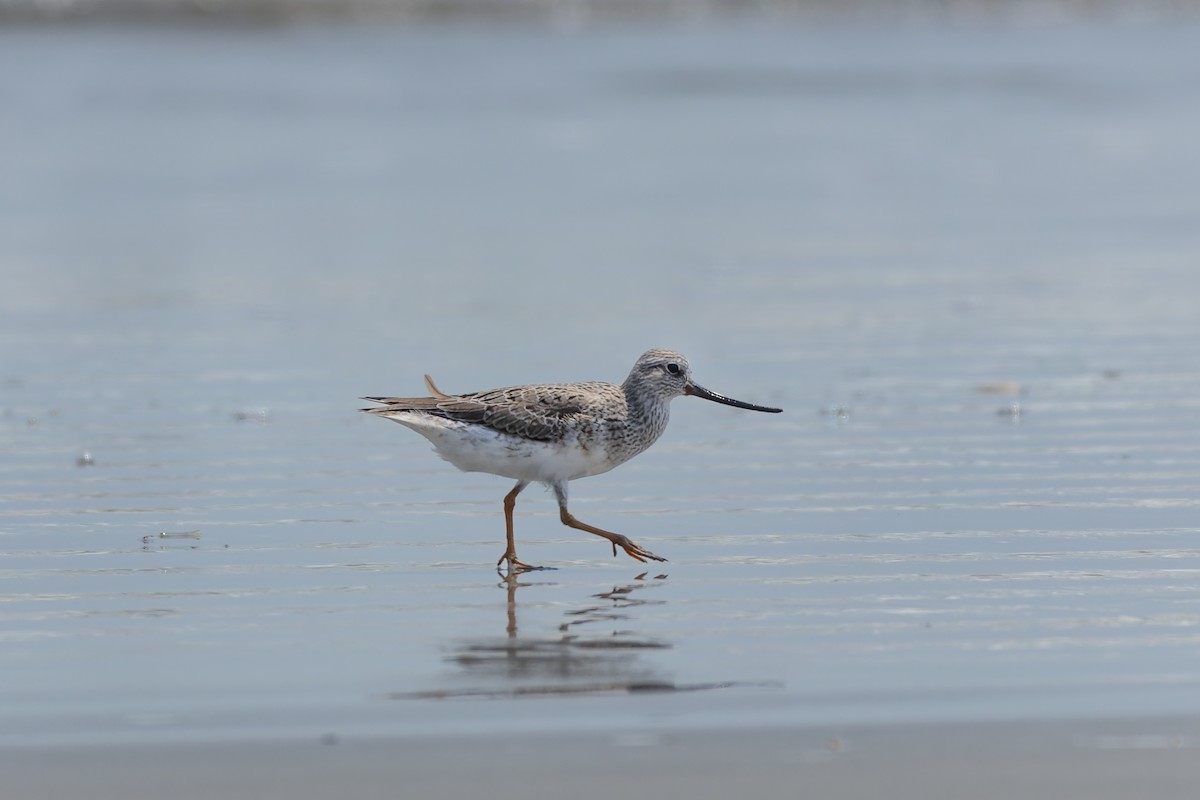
[
  {"xmin": 360, "ymin": 396, "xmax": 449, "ymax": 412},
  {"xmin": 465, "ymin": 386, "xmax": 589, "ymax": 441},
  {"xmin": 423, "ymin": 374, "xmax": 451, "ymax": 399},
  {"xmin": 362, "ymin": 382, "xmax": 619, "ymax": 442}
]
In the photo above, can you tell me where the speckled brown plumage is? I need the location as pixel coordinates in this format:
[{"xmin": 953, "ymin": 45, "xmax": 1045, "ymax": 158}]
[{"xmin": 363, "ymin": 381, "xmax": 629, "ymax": 444}]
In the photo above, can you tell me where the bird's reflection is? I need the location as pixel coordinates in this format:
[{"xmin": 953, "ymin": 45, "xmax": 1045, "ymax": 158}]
[
  {"xmin": 454, "ymin": 572, "xmax": 673, "ymax": 695},
  {"xmin": 392, "ymin": 572, "xmax": 730, "ymax": 699}
]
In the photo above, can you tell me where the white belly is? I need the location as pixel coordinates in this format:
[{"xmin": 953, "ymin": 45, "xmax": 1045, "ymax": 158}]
[{"xmin": 384, "ymin": 413, "xmax": 617, "ymax": 484}]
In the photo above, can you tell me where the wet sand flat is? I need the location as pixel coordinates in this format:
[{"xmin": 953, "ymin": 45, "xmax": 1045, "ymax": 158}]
[{"xmin": 6, "ymin": 717, "xmax": 1200, "ymax": 800}]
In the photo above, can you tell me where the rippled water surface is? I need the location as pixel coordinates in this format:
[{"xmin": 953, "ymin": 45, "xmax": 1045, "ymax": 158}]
[{"xmin": 3, "ymin": 19, "xmax": 1200, "ymax": 746}]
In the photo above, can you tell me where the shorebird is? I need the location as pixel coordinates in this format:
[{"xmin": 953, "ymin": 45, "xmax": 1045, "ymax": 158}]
[{"xmin": 362, "ymin": 348, "xmax": 782, "ymax": 571}]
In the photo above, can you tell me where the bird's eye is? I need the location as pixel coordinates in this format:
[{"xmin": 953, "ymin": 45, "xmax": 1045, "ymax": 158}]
[{"xmin": 665, "ymin": 363, "xmax": 681, "ymax": 375}]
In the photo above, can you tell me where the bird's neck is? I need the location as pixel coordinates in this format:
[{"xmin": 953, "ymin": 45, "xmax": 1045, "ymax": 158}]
[{"xmin": 621, "ymin": 378, "xmax": 671, "ymax": 443}]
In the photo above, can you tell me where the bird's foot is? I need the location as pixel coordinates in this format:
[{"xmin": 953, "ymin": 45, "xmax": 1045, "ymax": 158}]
[
  {"xmin": 496, "ymin": 552, "xmax": 553, "ymax": 573},
  {"xmin": 610, "ymin": 535, "xmax": 667, "ymax": 564}
]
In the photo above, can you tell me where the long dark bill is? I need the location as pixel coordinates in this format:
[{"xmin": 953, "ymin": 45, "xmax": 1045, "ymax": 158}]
[{"xmin": 685, "ymin": 383, "xmax": 782, "ymax": 413}]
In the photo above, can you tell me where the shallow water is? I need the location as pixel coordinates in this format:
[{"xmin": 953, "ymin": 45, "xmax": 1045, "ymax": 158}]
[{"xmin": 2, "ymin": 18, "xmax": 1200, "ymax": 747}]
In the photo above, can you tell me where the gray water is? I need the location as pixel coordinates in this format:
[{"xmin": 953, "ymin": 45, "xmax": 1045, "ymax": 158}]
[{"xmin": 3, "ymin": 18, "xmax": 1200, "ymax": 747}]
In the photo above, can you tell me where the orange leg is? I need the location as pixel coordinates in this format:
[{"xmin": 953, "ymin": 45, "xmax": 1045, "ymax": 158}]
[
  {"xmin": 552, "ymin": 483, "xmax": 667, "ymax": 564},
  {"xmin": 497, "ymin": 480, "xmax": 539, "ymax": 572}
]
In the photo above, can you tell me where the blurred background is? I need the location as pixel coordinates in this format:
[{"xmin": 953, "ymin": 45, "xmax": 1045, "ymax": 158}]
[
  {"xmin": 4, "ymin": 0, "xmax": 1200, "ymax": 384},
  {"xmin": 3, "ymin": 0, "xmax": 1200, "ymax": 786}
]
